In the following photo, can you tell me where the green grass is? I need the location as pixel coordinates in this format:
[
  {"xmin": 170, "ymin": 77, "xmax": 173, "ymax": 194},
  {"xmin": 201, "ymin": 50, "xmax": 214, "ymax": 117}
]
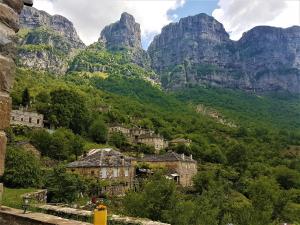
[{"xmin": 2, "ymin": 187, "xmax": 37, "ymax": 209}]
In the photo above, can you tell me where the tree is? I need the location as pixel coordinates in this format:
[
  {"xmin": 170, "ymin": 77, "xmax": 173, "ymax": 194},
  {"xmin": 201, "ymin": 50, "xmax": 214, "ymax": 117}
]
[
  {"xmin": 124, "ymin": 173, "xmax": 178, "ymax": 221},
  {"xmin": 49, "ymin": 89, "xmax": 90, "ymax": 134},
  {"xmin": 71, "ymin": 135, "xmax": 85, "ymax": 160},
  {"xmin": 46, "ymin": 166, "xmax": 86, "ymax": 203},
  {"xmin": 88, "ymin": 118, "xmax": 108, "ymax": 143},
  {"xmin": 108, "ymin": 132, "xmax": 127, "ymax": 148},
  {"xmin": 274, "ymin": 166, "xmax": 300, "ymax": 190},
  {"xmin": 3, "ymin": 147, "xmax": 43, "ymax": 188},
  {"xmin": 21, "ymin": 88, "xmax": 30, "ymax": 107},
  {"xmin": 30, "ymin": 129, "xmax": 52, "ymax": 156}
]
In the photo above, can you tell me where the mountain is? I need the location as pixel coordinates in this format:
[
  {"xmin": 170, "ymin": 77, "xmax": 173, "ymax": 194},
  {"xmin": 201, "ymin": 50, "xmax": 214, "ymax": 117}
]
[
  {"xmin": 148, "ymin": 13, "xmax": 300, "ymax": 93},
  {"xmin": 100, "ymin": 12, "xmax": 150, "ymax": 68},
  {"xmin": 17, "ymin": 6, "xmax": 85, "ymax": 74}
]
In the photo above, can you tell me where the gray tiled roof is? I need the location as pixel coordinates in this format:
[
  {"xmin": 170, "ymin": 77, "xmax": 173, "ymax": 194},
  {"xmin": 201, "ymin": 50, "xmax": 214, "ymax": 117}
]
[
  {"xmin": 67, "ymin": 148, "xmax": 133, "ymax": 168},
  {"xmin": 138, "ymin": 152, "xmax": 196, "ymax": 163}
]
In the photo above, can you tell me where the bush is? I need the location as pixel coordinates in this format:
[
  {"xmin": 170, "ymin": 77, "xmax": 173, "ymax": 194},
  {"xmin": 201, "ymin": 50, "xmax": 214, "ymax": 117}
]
[
  {"xmin": 3, "ymin": 147, "xmax": 43, "ymax": 188},
  {"xmin": 88, "ymin": 118, "xmax": 108, "ymax": 144},
  {"xmin": 108, "ymin": 132, "xmax": 128, "ymax": 148},
  {"xmin": 45, "ymin": 166, "xmax": 87, "ymax": 203}
]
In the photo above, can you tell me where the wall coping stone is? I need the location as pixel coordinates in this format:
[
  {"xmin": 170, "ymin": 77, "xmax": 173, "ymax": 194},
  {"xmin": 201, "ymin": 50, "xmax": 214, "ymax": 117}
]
[{"xmin": 0, "ymin": 206, "xmax": 91, "ymax": 225}]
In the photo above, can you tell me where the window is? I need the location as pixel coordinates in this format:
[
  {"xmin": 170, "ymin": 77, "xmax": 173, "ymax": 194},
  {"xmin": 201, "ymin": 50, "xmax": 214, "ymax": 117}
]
[
  {"xmin": 21, "ymin": 118, "xmax": 23, "ymax": 122},
  {"xmin": 101, "ymin": 168, "xmax": 107, "ymax": 178},
  {"xmin": 37, "ymin": 119, "xmax": 40, "ymax": 124},
  {"xmin": 125, "ymin": 168, "xmax": 129, "ymax": 177},
  {"xmin": 91, "ymin": 171, "xmax": 95, "ymax": 176},
  {"xmin": 12, "ymin": 116, "xmax": 15, "ymax": 121},
  {"xmin": 113, "ymin": 168, "xmax": 118, "ymax": 177},
  {"xmin": 29, "ymin": 118, "xmax": 32, "ymax": 123}
]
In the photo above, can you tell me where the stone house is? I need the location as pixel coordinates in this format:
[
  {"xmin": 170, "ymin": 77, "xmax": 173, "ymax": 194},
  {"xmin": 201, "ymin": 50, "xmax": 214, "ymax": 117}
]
[
  {"xmin": 11, "ymin": 108, "xmax": 44, "ymax": 128},
  {"xmin": 109, "ymin": 124, "xmax": 131, "ymax": 138},
  {"xmin": 169, "ymin": 138, "xmax": 192, "ymax": 147},
  {"xmin": 109, "ymin": 125, "xmax": 168, "ymax": 153},
  {"xmin": 137, "ymin": 134, "xmax": 167, "ymax": 153},
  {"xmin": 138, "ymin": 151, "xmax": 197, "ymax": 187},
  {"xmin": 66, "ymin": 148, "xmax": 136, "ymax": 195}
]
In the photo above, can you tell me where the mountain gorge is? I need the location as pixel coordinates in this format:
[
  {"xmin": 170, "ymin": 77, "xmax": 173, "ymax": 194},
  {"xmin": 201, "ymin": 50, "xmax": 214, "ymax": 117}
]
[{"xmin": 17, "ymin": 7, "xmax": 300, "ymax": 94}]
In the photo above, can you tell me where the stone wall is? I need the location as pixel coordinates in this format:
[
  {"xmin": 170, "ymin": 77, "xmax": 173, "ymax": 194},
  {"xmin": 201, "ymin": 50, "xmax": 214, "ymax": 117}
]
[
  {"xmin": 0, "ymin": 0, "xmax": 33, "ymax": 201},
  {"xmin": 0, "ymin": 206, "xmax": 170, "ymax": 225}
]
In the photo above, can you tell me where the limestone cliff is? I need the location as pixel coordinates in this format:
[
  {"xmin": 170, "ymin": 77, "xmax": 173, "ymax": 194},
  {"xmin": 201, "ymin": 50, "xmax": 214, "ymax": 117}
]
[
  {"xmin": 148, "ymin": 13, "xmax": 300, "ymax": 93},
  {"xmin": 100, "ymin": 12, "xmax": 150, "ymax": 68},
  {"xmin": 17, "ymin": 6, "xmax": 85, "ymax": 74}
]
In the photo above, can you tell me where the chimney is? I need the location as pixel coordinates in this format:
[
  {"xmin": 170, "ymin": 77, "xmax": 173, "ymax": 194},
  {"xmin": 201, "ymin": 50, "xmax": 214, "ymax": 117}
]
[
  {"xmin": 181, "ymin": 154, "xmax": 185, "ymax": 160},
  {"xmin": 190, "ymin": 154, "xmax": 193, "ymax": 160},
  {"xmin": 121, "ymin": 156, "xmax": 125, "ymax": 166}
]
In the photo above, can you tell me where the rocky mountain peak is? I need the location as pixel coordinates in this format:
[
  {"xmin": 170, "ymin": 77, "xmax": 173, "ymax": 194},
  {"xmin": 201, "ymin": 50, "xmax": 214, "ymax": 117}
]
[
  {"xmin": 100, "ymin": 12, "xmax": 141, "ymax": 50},
  {"xmin": 20, "ymin": 6, "xmax": 85, "ymax": 48},
  {"xmin": 99, "ymin": 12, "xmax": 150, "ymax": 68},
  {"xmin": 148, "ymin": 13, "xmax": 300, "ymax": 93}
]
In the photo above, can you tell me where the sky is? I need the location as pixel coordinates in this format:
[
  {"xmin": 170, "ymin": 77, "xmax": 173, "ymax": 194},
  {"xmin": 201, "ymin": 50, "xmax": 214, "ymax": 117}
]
[{"xmin": 33, "ymin": 0, "xmax": 300, "ymax": 49}]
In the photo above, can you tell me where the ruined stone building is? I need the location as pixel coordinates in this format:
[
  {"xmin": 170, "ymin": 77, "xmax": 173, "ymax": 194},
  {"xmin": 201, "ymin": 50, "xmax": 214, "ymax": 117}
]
[
  {"xmin": 67, "ymin": 148, "xmax": 136, "ymax": 195},
  {"xmin": 11, "ymin": 108, "xmax": 44, "ymax": 128},
  {"xmin": 137, "ymin": 134, "xmax": 167, "ymax": 153},
  {"xmin": 109, "ymin": 124, "xmax": 167, "ymax": 153},
  {"xmin": 0, "ymin": 0, "xmax": 33, "ymax": 199},
  {"xmin": 138, "ymin": 151, "xmax": 197, "ymax": 187}
]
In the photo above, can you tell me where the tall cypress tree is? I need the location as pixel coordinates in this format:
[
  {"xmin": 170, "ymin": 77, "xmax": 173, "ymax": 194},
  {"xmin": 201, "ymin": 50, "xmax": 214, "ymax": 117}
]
[{"xmin": 22, "ymin": 88, "xmax": 31, "ymax": 108}]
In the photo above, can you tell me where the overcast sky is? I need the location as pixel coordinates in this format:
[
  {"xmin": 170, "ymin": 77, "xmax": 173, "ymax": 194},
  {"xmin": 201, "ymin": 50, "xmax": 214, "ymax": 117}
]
[{"xmin": 34, "ymin": 0, "xmax": 300, "ymax": 48}]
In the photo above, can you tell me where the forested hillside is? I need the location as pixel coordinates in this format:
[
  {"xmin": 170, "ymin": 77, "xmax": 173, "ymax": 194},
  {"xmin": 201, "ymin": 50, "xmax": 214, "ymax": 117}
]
[{"xmin": 8, "ymin": 66, "xmax": 300, "ymax": 224}]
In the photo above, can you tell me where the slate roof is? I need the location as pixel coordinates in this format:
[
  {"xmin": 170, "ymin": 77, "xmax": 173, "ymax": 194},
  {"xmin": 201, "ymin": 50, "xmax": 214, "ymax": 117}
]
[
  {"xmin": 138, "ymin": 151, "xmax": 196, "ymax": 163},
  {"xmin": 67, "ymin": 148, "xmax": 133, "ymax": 168}
]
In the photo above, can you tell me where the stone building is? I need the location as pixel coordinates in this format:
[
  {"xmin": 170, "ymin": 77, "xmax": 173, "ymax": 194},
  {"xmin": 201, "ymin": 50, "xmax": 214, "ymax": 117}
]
[
  {"xmin": 67, "ymin": 148, "xmax": 136, "ymax": 195},
  {"xmin": 138, "ymin": 151, "xmax": 197, "ymax": 187},
  {"xmin": 169, "ymin": 138, "xmax": 192, "ymax": 147},
  {"xmin": 109, "ymin": 125, "xmax": 167, "ymax": 153},
  {"xmin": 0, "ymin": 0, "xmax": 33, "ymax": 200},
  {"xmin": 11, "ymin": 108, "xmax": 44, "ymax": 128},
  {"xmin": 137, "ymin": 134, "xmax": 167, "ymax": 153},
  {"xmin": 109, "ymin": 124, "xmax": 131, "ymax": 138}
]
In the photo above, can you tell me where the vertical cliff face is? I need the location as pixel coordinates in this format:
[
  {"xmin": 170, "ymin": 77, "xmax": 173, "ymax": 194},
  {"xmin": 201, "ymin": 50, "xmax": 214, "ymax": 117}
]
[
  {"xmin": 17, "ymin": 6, "xmax": 85, "ymax": 74},
  {"xmin": 149, "ymin": 13, "xmax": 232, "ymax": 73},
  {"xmin": 20, "ymin": 6, "xmax": 85, "ymax": 49},
  {"xmin": 148, "ymin": 13, "xmax": 300, "ymax": 93},
  {"xmin": 100, "ymin": 12, "xmax": 150, "ymax": 68}
]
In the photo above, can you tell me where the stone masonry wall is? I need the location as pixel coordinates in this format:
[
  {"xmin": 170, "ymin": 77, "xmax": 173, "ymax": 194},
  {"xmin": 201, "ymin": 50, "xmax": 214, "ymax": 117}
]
[{"xmin": 0, "ymin": 0, "xmax": 28, "ymax": 200}]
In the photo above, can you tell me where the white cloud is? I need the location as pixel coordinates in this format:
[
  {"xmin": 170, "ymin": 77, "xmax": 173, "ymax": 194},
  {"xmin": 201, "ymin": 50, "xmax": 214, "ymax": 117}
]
[
  {"xmin": 33, "ymin": 0, "xmax": 185, "ymax": 47},
  {"xmin": 212, "ymin": 0, "xmax": 300, "ymax": 40}
]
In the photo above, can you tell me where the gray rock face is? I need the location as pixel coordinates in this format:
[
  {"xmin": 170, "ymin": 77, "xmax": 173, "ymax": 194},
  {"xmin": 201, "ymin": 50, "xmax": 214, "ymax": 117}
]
[
  {"xmin": 148, "ymin": 13, "xmax": 300, "ymax": 93},
  {"xmin": 100, "ymin": 12, "xmax": 150, "ymax": 68},
  {"xmin": 20, "ymin": 6, "xmax": 85, "ymax": 49},
  {"xmin": 17, "ymin": 6, "xmax": 85, "ymax": 74}
]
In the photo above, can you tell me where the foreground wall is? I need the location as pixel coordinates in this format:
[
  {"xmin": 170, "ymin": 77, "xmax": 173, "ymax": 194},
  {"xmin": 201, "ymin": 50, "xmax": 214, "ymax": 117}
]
[
  {"xmin": 0, "ymin": 207, "xmax": 170, "ymax": 225},
  {"xmin": 0, "ymin": 0, "xmax": 31, "ymax": 200}
]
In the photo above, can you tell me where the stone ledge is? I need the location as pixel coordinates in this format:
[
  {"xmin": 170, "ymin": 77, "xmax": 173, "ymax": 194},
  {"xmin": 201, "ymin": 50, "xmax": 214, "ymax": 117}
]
[
  {"xmin": 0, "ymin": 206, "xmax": 91, "ymax": 225},
  {"xmin": 0, "ymin": 132, "xmax": 7, "ymax": 176},
  {"xmin": 0, "ymin": 54, "xmax": 15, "ymax": 93},
  {"xmin": 0, "ymin": 93, "xmax": 11, "ymax": 130},
  {"xmin": 0, "ymin": 3, "xmax": 20, "ymax": 32},
  {"xmin": 1, "ymin": 0, "xmax": 23, "ymax": 14}
]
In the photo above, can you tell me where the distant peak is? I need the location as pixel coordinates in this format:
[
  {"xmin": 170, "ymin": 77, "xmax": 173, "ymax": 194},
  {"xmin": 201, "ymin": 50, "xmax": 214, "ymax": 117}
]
[{"xmin": 120, "ymin": 12, "xmax": 136, "ymax": 23}]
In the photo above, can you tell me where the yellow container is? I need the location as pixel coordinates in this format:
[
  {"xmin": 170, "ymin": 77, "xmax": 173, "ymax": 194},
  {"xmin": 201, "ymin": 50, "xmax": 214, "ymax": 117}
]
[{"xmin": 94, "ymin": 204, "xmax": 107, "ymax": 225}]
